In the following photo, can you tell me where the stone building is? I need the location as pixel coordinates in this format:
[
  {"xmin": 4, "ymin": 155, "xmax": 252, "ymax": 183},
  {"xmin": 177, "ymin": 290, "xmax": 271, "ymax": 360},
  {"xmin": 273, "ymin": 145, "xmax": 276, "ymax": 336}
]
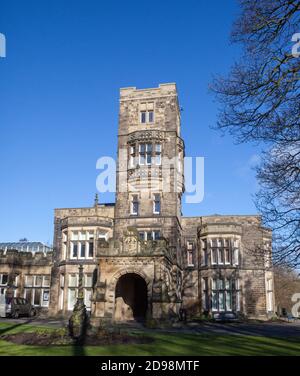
[
  {"xmin": 49, "ymin": 83, "xmax": 275, "ymax": 322},
  {"xmin": 0, "ymin": 249, "xmax": 52, "ymax": 313},
  {"xmin": 0, "ymin": 83, "xmax": 275, "ymax": 322}
]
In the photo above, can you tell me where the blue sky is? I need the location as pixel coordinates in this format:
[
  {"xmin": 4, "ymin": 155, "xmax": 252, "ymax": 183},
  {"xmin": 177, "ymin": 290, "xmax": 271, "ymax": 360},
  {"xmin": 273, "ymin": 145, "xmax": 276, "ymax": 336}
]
[{"xmin": 0, "ymin": 0, "xmax": 262, "ymax": 244}]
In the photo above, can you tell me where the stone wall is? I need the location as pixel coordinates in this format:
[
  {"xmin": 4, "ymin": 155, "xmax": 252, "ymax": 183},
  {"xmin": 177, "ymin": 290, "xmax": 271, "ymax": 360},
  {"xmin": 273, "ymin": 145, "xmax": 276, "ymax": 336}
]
[
  {"xmin": 180, "ymin": 215, "xmax": 274, "ymax": 318},
  {"xmin": 0, "ymin": 250, "xmax": 53, "ymax": 313}
]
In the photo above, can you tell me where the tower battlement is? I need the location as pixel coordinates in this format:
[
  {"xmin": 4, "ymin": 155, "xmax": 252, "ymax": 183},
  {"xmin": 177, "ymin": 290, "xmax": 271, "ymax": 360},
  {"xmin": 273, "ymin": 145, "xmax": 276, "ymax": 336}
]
[{"xmin": 120, "ymin": 83, "xmax": 177, "ymax": 99}]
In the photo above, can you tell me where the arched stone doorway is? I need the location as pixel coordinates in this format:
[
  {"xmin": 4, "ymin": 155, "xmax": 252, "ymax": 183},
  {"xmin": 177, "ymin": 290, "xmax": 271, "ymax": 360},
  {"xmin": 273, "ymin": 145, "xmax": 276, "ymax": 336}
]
[{"xmin": 114, "ymin": 273, "xmax": 147, "ymax": 322}]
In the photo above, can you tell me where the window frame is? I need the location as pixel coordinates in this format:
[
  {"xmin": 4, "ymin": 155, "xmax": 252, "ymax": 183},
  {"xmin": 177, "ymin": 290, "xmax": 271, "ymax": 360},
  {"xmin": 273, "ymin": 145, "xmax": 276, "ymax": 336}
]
[
  {"xmin": 129, "ymin": 145, "xmax": 136, "ymax": 168},
  {"xmin": 138, "ymin": 231, "xmax": 161, "ymax": 241},
  {"xmin": 187, "ymin": 250, "xmax": 194, "ymax": 267},
  {"xmin": 211, "ymin": 277, "xmax": 240, "ymax": 313},
  {"xmin": 131, "ymin": 195, "xmax": 139, "ymax": 216},
  {"xmin": 139, "ymin": 103, "xmax": 154, "ymax": 124},
  {"xmin": 153, "ymin": 193, "xmax": 161, "ymax": 214},
  {"xmin": 0, "ymin": 274, "xmax": 8, "ymax": 286}
]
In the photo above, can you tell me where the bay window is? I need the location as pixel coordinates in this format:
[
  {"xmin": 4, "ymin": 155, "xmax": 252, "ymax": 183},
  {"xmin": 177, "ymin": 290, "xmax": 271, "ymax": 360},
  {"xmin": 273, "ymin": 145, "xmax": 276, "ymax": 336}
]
[
  {"xmin": 212, "ymin": 278, "xmax": 239, "ymax": 312},
  {"xmin": 136, "ymin": 143, "xmax": 161, "ymax": 166},
  {"xmin": 139, "ymin": 143, "xmax": 152, "ymax": 165},
  {"xmin": 70, "ymin": 230, "xmax": 95, "ymax": 259},
  {"xmin": 155, "ymin": 144, "xmax": 161, "ymax": 165},
  {"xmin": 129, "ymin": 145, "xmax": 136, "ymax": 168},
  {"xmin": 67, "ymin": 273, "xmax": 93, "ymax": 311},
  {"xmin": 207, "ymin": 238, "xmax": 240, "ymax": 266}
]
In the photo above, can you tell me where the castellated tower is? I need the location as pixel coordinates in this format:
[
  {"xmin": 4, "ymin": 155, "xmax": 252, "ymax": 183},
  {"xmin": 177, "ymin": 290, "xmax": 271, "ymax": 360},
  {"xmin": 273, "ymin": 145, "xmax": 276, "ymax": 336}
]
[
  {"xmin": 114, "ymin": 83, "xmax": 184, "ymax": 252},
  {"xmin": 100, "ymin": 83, "xmax": 186, "ymax": 321}
]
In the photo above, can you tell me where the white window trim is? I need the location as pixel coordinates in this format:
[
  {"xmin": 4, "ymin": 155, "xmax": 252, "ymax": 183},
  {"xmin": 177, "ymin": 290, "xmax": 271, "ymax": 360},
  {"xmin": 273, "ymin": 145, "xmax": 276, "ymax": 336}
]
[
  {"xmin": 140, "ymin": 110, "xmax": 147, "ymax": 124},
  {"xmin": 139, "ymin": 144, "xmax": 145, "ymax": 165},
  {"xmin": 78, "ymin": 242, "xmax": 87, "ymax": 259},
  {"xmin": 140, "ymin": 104, "xmax": 154, "ymax": 124},
  {"xmin": 41, "ymin": 289, "xmax": 50, "ymax": 307},
  {"xmin": 32, "ymin": 289, "xmax": 41, "ymax": 307},
  {"xmin": 25, "ymin": 275, "xmax": 33, "ymax": 287},
  {"xmin": 85, "ymin": 274, "xmax": 93, "ymax": 288},
  {"xmin": 60, "ymin": 274, "xmax": 65, "ymax": 287},
  {"xmin": 84, "ymin": 288, "xmax": 92, "ymax": 311},
  {"xmin": 187, "ymin": 241, "xmax": 193, "ymax": 250},
  {"xmin": 145, "ymin": 144, "xmax": 152, "ymax": 165},
  {"xmin": 148, "ymin": 110, "xmax": 154, "ymax": 123},
  {"xmin": 70, "ymin": 241, "xmax": 78, "ymax": 259},
  {"xmin": 139, "ymin": 231, "xmax": 160, "ymax": 241},
  {"xmin": 211, "ymin": 249, "xmax": 217, "ymax": 265},
  {"xmin": 139, "ymin": 143, "xmax": 152, "ymax": 166},
  {"xmin": 224, "ymin": 248, "xmax": 231, "ymax": 265},
  {"xmin": 236, "ymin": 291, "xmax": 241, "ymax": 312},
  {"xmin": 218, "ymin": 248, "xmax": 224, "ymax": 265},
  {"xmin": 86, "ymin": 240, "xmax": 94, "ymax": 259},
  {"xmin": 155, "ymin": 144, "xmax": 161, "ymax": 165},
  {"xmin": 129, "ymin": 146, "xmax": 135, "ymax": 168},
  {"xmin": 0, "ymin": 274, "xmax": 8, "ymax": 286},
  {"xmin": 62, "ymin": 242, "xmax": 67, "ymax": 260},
  {"xmin": 187, "ymin": 250, "xmax": 194, "ymax": 267},
  {"xmin": 153, "ymin": 194, "xmax": 161, "ymax": 214},
  {"xmin": 218, "ymin": 291, "xmax": 225, "ymax": 312},
  {"xmin": 71, "ymin": 231, "xmax": 79, "ymax": 241},
  {"xmin": 59, "ymin": 287, "xmax": 64, "ymax": 310},
  {"xmin": 43, "ymin": 275, "xmax": 50, "ymax": 287},
  {"xmin": 62, "ymin": 231, "xmax": 68, "ymax": 242},
  {"xmin": 34, "ymin": 275, "xmax": 43, "ymax": 287},
  {"xmin": 68, "ymin": 274, "xmax": 78, "ymax": 288},
  {"xmin": 68, "ymin": 288, "xmax": 77, "ymax": 311},
  {"xmin": 24, "ymin": 289, "xmax": 32, "ymax": 304},
  {"xmin": 233, "ymin": 248, "xmax": 239, "ymax": 266}
]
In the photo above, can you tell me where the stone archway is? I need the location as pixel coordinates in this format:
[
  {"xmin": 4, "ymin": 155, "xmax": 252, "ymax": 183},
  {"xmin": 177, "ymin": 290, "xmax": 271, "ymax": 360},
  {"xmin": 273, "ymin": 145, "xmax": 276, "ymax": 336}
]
[{"xmin": 114, "ymin": 273, "xmax": 148, "ymax": 322}]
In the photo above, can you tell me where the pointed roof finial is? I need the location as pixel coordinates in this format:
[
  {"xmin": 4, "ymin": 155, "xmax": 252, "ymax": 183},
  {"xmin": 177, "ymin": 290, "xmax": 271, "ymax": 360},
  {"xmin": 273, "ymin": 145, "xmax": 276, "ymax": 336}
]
[{"xmin": 94, "ymin": 193, "xmax": 99, "ymax": 206}]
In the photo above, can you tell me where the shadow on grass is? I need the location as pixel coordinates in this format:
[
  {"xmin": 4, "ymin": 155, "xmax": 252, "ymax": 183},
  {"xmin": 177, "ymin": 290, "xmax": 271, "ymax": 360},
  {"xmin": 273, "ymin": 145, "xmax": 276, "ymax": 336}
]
[
  {"xmin": 153, "ymin": 333, "xmax": 300, "ymax": 356},
  {"xmin": 72, "ymin": 336, "xmax": 86, "ymax": 356},
  {"xmin": 0, "ymin": 319, "xmax": 35, "ymax": 336}
]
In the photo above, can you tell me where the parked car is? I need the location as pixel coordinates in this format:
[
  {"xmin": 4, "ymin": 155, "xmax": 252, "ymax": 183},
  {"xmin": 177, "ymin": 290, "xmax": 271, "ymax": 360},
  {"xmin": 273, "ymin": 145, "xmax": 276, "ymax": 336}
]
[
  {"xmin": 1, "ymin": 297, "xmax": 36, "ymax": 319},
  {"xmin": 212, "ymin": 312, "xmax": 238, "ymax": 322}
]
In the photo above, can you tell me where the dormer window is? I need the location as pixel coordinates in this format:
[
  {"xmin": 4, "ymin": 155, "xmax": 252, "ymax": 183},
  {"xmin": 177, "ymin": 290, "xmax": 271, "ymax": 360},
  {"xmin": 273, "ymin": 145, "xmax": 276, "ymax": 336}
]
[{"xmin": 140, "ymin": 102, "xmax": 154, "ymax": 123}]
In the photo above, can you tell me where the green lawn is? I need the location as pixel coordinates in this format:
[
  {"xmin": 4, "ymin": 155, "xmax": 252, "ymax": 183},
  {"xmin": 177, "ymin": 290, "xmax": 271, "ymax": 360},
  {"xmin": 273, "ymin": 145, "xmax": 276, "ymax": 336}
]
[{"xmin": 0, "ymin": 322, "xmax": 299, "ymax": 356}]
